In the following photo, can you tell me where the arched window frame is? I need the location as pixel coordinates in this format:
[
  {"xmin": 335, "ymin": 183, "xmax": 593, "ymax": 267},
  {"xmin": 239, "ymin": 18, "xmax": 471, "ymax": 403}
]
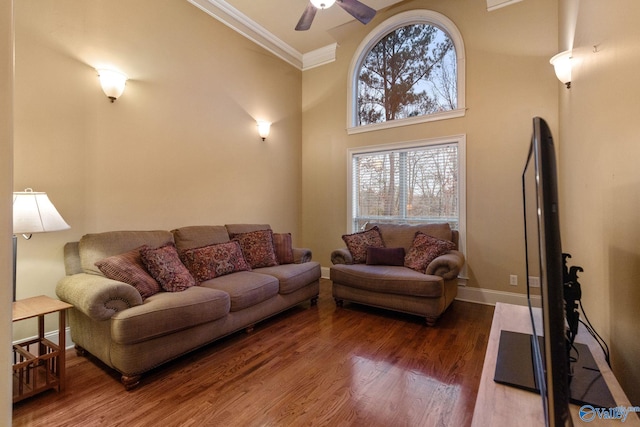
[{"xmin": 347, "ymin": 10, "xmax": 466, "ymax": 134}]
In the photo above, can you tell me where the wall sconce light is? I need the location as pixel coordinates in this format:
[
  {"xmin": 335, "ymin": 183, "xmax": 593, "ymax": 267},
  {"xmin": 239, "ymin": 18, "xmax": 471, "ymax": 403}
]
[
  {"xmin": 257, "ymin": 121, "xmax": 271, "ymax": 141},
  {"xmin": 550, "ymin": 50, "xmax": 572, "ymax": 89},
  {"xmin": 97, "ymin": 68, "xmax": 128, "ymax": 102}
]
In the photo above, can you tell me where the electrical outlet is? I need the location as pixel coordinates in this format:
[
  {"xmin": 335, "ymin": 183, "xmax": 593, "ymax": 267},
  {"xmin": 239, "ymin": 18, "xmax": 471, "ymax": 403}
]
[
  {"xmin": 509, "ymin": 275, "xmax": 518, "ymax": 286},
  {"xmin": 528, "ymin": 276, "xmax": 541, "ymax": 288}
]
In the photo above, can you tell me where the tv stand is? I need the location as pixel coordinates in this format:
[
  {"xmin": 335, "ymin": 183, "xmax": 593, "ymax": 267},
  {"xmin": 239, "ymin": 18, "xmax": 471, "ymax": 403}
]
[{"xmin": 472, "ymin": 303, "xmax": 639, "ymax": 426}]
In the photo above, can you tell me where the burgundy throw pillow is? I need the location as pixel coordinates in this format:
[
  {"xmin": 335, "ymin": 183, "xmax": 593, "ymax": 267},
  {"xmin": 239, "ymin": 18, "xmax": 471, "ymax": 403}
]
[
  {"xmin": 404, "ymin": 231, "xmax": 456, "ymax": 273},
  {"xmin": 95, "ymin": 246, "xmax": 162, "ymax": 300},
  {"xmin": 232, "ymin": 229, "xmax": 279, "ymax": 268},
  {"xmin": 180, "ymin": 241, "xmax": 251, "ymax": 282},
  {"xmin": 342, "ymin": 226, "xmax": 385, "ymax": 264},
  {"xmin": 140, "ymin": 242, "xmax": 196, "ymax": 292},
  {"xmin": 366, "ymin": 247, "xmax": 405, "ymax": 266},
  {"xmin": 272, "ymin": 233, "xmax": 294, "ymax": 265}
]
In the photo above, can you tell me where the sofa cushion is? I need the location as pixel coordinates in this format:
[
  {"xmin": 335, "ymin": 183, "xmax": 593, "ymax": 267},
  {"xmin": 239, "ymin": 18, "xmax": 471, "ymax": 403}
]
[
  {"xmin": 95, "ymin": 246, "xmax": 162, "ymax": 300},
  {"xmin": 330, "ymin": 264, "xmax": 444, "ymax": 298},
  {"xmin": 404, "ymin": 232, "xmax": 456, "ymax": 273},
  {"xmin": 200, "ymin": 271, "xmax": 279, "ymax": 311},
  {"xmin": 140, "ymin": 243, "xmax": 196, "ymax": 292},
  {"xmin": 110, "ymin": 286, "xmax": 230, "ymax": 345},
  {"xmin": 367, "ymin": 223, "xmax": 453, "ymax": 252},
  {"xmin": 171, "ymin": 225, "xmax": 230, "ymax": 252},
  {"xmin": 225, "ymin": 224, "xmax": 271, "ymax": 235},
  {"xmin": 342, "ymin": 226, "xmax": 385, "ymax": 264},
  {"xmin": 180, "ymin": 241, "xmax": 251, "ymax": 282},
  {"xmin": 366, "ymin": 247, "xmax": 405, "ymax": 266},
  {"xmin": 254, "ymin": 261, "xmax": 321, "ymax": 294},
  {"xmin": 231, "ymin": 229, "xmax": 279, "ymax": 268},
  {"xmin": 79, "ymin": 230, "xmax": 174, "ymax": 276},
  {"xmin": 272, "ymin": 233, "xmax": 294, "ymax": 264}
]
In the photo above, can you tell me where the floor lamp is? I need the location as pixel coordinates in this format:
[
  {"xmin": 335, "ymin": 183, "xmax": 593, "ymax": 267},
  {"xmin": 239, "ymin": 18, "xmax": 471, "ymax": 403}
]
[{"xmin": 12, "ymin": 189, "xmax": 70, "ymax": 301}]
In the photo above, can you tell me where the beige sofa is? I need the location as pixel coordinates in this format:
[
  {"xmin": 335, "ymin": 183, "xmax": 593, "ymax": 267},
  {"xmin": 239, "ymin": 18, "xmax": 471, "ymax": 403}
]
[
  {"xmin": 330, "ymin": 223, "xmax": 464, "ymax": 326},
  {"xmin": 56, "ymin": 224, "xmax": 320, "ymax": 389}
]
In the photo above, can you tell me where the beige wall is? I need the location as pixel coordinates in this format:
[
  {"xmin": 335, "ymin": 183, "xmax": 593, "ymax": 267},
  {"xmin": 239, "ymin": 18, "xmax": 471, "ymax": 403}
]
[
  {"xmin": 302, "ymin": 0, "xmax": 558, "ymax": 293},
  {"xmin": 1, "ymin": 1, "xmax": 14, "ymax": 424},
  {"xmin": 559, "ymin": 0, "xmax": 640, "ymax": 405},
  {"xmin": 13, "ymin": 0, "xmax": 302, "ymax": 339}
]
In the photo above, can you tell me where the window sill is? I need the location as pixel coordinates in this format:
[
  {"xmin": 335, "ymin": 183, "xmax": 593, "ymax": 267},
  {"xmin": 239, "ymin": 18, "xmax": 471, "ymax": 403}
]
[{"xmin": 346, "ymin": 108, "xmax": 466, "ymax": 135}]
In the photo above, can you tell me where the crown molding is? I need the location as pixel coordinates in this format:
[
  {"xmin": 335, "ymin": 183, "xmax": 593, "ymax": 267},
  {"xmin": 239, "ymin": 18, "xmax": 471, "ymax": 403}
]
[
  {"xmin": 187, "ymin": 0, "xmax": 338, "ymax": 70},
  {"xmin": 302, "ymin": 43, "xmax": 338, "ymax": 71}
]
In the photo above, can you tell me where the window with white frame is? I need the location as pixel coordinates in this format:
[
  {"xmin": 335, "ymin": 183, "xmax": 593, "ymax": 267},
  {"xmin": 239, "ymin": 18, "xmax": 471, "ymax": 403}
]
[
  {"xmin": 348, "ymin": 136, "xmax": 466, "ymax": 255},
  {"xmin": 347, "ymin": 10, "xmax": 466, "ymax": 134}
]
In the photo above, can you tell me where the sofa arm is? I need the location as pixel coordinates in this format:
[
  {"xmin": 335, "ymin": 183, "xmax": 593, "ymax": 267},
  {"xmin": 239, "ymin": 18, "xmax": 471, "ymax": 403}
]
[
  {"xmin": 331, "ymin": 247, "xmax": 354, "ymax": 265},
  {"xmin": 293, "ymin": 247, "xmax": 312, "ymax": 264},
  {"xmin": 56, "ymin": 273, "xmax": 143, "ymax": 322},
  {"xmin": 426, "ymin": 250, "xmax": 465, "ymax": 280}
]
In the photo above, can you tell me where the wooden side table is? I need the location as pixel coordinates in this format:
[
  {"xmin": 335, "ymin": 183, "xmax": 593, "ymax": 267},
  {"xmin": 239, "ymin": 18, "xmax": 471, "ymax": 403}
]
[{"xmin": 12, "ymin": 295, "xmax": 73, "ymax": 403}]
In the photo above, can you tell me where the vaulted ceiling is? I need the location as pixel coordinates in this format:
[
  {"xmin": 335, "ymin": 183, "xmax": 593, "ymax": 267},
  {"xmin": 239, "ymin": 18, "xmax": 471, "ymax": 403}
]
[
  {"xmin": 187, "ymin": 0, "xmax": 404, "ymax": 69},
  {"xmin": 187, "ymin": 0, "xmax": 523, "ymax": 69}
]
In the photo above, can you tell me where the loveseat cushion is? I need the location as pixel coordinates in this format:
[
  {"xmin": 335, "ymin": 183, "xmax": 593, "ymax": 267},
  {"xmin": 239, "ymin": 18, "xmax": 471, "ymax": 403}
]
[
  {"xmin": 200, "ymin": 271, "xmax": 279, "ymax": 311},
  {"xmin": 254, "ymin": 261, "xmax": 321, "ymax": 294},
  {"xmin": 367, "ymin": 223, "xmax": 453, "ymax": 252},
  {"xmin": 330, "ymin": 264, "xmax": 444, "ymax": 298},
  {"xmin": 79, "ymin": 230, "xmax": 174, "ymax": 276},
  {"xmin": 110, "ymin": 286, "xmax": 230, "ymax": 345}
]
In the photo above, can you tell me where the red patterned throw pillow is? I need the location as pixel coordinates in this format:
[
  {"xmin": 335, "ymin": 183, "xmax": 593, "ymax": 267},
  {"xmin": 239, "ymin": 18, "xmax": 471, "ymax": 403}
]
[
  {"xmin": 231, "ymin": 229, "xmax": 279, "ymax": 268},
  {"xmin": 140, "ymin": 242, "xmax": 196, "ymax": 292},
  {"xmin": 180, "ymin": 241, "xmax": 251, "ymax": 282},
  {"xmin": 95, "ymin": 246, "xmax": 162, "ymax": 300},
  {"xmin": 342, "ymin": 226, "xmax": 385, "ymax": 264},
  {"xmin": 404, "ymin": 231, "xmax": 456, "ymax": 273}
]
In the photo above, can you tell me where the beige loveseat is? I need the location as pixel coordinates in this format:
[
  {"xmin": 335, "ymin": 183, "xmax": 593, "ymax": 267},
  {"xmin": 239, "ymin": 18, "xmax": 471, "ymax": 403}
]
[
  {"xmin": 330, "ymin": 223, "xmax": 464, "ymax": 326},
  {"xmin": 56, "ymin": 224, "xmax": 320, "ymax": 389}
]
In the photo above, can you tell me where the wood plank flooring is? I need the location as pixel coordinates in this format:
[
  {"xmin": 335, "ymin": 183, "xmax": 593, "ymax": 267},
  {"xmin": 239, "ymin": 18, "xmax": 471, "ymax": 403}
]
[{"xmin": 12, "ymin": 279, "xmax": 494, "ymax": 427}]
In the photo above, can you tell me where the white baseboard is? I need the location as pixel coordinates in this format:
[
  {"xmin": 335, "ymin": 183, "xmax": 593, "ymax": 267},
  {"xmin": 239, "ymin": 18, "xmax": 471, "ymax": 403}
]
[
  {"xmin": 455, "ymin": 286, "xmax": 540, "ymax": 307},
  {"xmin": 13, "ymin": 327, "xmax": 75, "ymax": 351}
]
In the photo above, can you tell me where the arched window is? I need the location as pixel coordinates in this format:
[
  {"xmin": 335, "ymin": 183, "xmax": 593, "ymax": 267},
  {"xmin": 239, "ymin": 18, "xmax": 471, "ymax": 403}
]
[{"xmin": 347, "ymin": 10, "xmax": 466, "ymax": 134}]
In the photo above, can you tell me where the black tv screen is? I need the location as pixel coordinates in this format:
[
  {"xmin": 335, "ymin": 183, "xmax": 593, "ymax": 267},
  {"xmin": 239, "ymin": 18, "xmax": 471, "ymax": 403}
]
[{"xmin": 523, "ymin": 117, "xmax": 572, "ymax": 427}]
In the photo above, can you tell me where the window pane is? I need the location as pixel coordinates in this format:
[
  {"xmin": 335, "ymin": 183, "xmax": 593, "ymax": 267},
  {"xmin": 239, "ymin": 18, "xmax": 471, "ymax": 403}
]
[
  {"xmin": 357, "ymin": 24, "xmax": 457, "ymax": 126},
  {"xmin": 353, "ymin": 144, "xmax": 458, "ymax": 230}
]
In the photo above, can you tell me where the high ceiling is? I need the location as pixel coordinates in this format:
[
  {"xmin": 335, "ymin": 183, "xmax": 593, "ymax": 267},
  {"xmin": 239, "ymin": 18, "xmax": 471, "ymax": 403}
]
[{"xmin": 188, "ymin": 0, "xmax": 405, "ymax": 69}]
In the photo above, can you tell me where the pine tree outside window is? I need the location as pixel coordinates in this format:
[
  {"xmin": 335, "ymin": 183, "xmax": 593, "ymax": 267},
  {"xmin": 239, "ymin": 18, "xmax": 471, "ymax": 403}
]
[{"xmin": 347, "ymin": 10, "xmax": 465, "ymax": 134}]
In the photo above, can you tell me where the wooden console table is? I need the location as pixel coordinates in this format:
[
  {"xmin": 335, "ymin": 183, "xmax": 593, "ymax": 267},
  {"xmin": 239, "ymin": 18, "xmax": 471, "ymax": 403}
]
[
  {"xmin": 12, "ymin": 295, "xmax": 73, "ymax": 403},
  {"xmin": 472, "ymin": 302, "xmax": 639, "ymax": 426}
]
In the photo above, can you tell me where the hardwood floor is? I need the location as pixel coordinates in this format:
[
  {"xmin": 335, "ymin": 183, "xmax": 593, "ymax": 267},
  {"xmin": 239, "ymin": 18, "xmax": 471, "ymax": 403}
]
[{"xmin": 12, "ymin": 279, "xmax": 494, "ymax": 427}]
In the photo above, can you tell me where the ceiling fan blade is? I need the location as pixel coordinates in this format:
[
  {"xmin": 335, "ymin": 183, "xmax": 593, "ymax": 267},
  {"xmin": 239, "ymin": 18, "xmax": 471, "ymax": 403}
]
[
  {"xmin": 337, "ymin": 0, "xmax": 376, "ymax": 25},
  {"xmin": 295, "ymin": 3, "xmax": 317, "ymax": 31}
]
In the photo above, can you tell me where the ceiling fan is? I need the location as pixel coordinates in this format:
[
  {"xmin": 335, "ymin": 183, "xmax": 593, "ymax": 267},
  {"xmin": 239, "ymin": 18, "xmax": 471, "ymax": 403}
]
[{"xmin": 295, "ymin": 0, "xmax": 377, "ymax": 31}]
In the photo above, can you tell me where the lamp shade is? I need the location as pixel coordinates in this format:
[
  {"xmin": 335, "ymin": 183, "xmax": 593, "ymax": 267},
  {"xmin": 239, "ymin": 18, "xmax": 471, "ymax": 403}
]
[
  {"xmin": 257, "ymin": 121, "xmax": 271, "ymax": 141},
  {"xmin": 13, "ymin": 189, "xmax": 70, "ymax": 235},
  {"xmin": 97, "ymin": 68, "xmax": 128, "ymax": 102},
  {"xmin": 550, "ymin": 51, "xmax": 572, "ymax": 88}
]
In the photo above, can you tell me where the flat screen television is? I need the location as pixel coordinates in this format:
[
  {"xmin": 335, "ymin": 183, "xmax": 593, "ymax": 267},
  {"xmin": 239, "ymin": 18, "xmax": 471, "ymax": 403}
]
[
  {"xmin": 523, "ymin": 116, "xmax": 572, "ymax": 426},
  {"xmin": 493, "ymin": 117, "xmax": 615, "ymax": 427}
]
